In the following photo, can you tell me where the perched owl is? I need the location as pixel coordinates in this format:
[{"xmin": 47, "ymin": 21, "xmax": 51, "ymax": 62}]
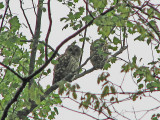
[
  {"xmin": 52, "ymin": 44, "xmax": 81, "ymax": 85},
  {"xmin": 90, "ymin": 39, "xmax": 109, "ymax": 69}
]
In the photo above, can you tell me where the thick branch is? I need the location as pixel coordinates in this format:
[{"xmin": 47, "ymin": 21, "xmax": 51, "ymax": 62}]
[
  {"xmin": 1, "ymin": 81, "xmax": 27, "ymax": 120},
  {"xmin": 112, "ymin": 46, "xmax": 128, "ymax": 57},
  {"xmin": 28, "ymin": 0, "xmax": 43, "ymax": 87}
]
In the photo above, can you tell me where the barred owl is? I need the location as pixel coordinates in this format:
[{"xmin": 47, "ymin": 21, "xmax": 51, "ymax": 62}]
[
  {"xmin": 90, "ymin": 39, "xmax": 109, "ymax": 69},
  {"xmin": 52, "ymin": 44, "xmax": 81, "ymax": 85}
]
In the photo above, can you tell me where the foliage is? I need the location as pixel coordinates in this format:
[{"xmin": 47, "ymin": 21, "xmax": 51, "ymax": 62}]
[{"xmin": 0, "ymin": 0, "xmax": 160, "ymax": 120}]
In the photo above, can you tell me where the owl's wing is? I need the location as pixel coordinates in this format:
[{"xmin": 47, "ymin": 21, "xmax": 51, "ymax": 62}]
[{"xmin": 53, "ymin": 54, "xmax": 72, "ymax": 84}]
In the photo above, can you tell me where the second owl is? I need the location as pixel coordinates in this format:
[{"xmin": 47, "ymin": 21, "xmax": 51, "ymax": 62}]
[{"xmin": 90, "ymin": 39, "xmax": 109, "ymax": 69}]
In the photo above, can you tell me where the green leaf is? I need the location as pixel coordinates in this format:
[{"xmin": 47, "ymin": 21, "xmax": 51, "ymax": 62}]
[
  {"xmin": 94, "ymin": 101, "xmax": 100, "ymax": 110},
  {"xmin": 103, "ymin": 63, "xmax": 111, "ymax": 70},
  {"xmin": 79, "ymin": 38, "xmax": 85, "ymax": 42},
  {"xmin": 51, "ymin": 60, "xmax": 59, "ymax": 65},
  {"xmin": 147, "ymin": 38, "xmax": 151, "ymax": 45},
  {"xmin": 68, "ymin": 12, "xmax": 74, "ymax": 20},
  {"xmin": 138, "ymin": 84, "xmax": 144, "ymax": 89},
  {"xmin": 82, "ymin": 15, "xmax": 93, "ymax": 22},
  {"xmin": 151, "ymin": 82, "xmax": 160, "ymax": 87},
  {"xmin": 62, "ymin": 24, "xmax": 68, "ymax": 30},
  {"xmin": 113, "ymin": 0, "xmax": 118, "ymax": 5},
  {"xmin": 110, "ymin": 57, "xmax": 117, "ymax": 63},
  {"xmin": 72, "ymin": 92, "xmax": 77, "ymax": 99},
  {"xmin": 101, "ymin": 86, "xmax": 109, "ymax": 98},
  {"xmin": 106, "ymin": 107, "xmax": 112, "ymax": 116},
  {"xmin": 0, "ymin": 2, "xmax": 4, "ymax": 9},
  {"xmin": 110, "ymin": 97, "xmax": 114, "ymax": 101},
  {"xmin": 108, "ymin": 45, "xmax": 118, "ymax": 51},
  {"xmin": 74, "ymin": 0, "xmax": 79, "ymax": 2},
  {"xmin": 113, "ymin": 37, "xmax": 121, "ymax": 45},
  {"xmin": 48, "ymin": 111, "xmax": 55, "ymax": 119},
  {"xmin": 146, "ymin": 83, "xmax": 155, "ymax": 91},
  {"xmin": 127, "ymin": 21, "xmax": 134, "ymax": 27},
  {"xmin": 9, "ymin": 16, "xmax": 20, "ymax": 32},
  {"xmin": 148, "ymin": 61, "xmax": 158, "ymax": 65},
  {"xmin": 42, "ymin": 7, "xmax": 46, "ymax": 12},
  {"xmin": 132, "ymin": 94, "xmax": 137, "ymax": 101},
  {"xmin": 68, "ymin": 2, "xmax": 74, "ymax": 6},
  {"xmin": 54, "ymin": 107, "xmax": 59, "ymax": 115},
  {"xmin": 79, "ymin": 7, "xmax": 84, "ymax": 13},
  {"xmin": 110, "ymin": 86, "xmax": 116, "ymax": 94},
  {"xmin": 132, "ymin": 56, "xmax": 137, "ymax": 64}
]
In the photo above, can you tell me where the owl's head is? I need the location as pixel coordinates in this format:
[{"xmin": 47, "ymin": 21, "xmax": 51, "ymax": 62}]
[{"xmin": 65, "ymin": 44, "xmax": 81, "ymax": 58}]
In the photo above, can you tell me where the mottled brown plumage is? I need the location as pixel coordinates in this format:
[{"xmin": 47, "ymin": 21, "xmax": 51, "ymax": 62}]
[
  {"xmin": 90, "ymin": 39, "xmax": 109, "ymax": 69},
  {"xmin": 52, "ymin": 44, "xmax": 81, "ymax": 85}
]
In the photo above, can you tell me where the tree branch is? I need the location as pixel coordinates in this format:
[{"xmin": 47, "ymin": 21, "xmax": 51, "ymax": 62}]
[
  {"xmin": 0, "ymin": 62, "xmax": 23, "ymax": 80},
  {"xmin": 0, "ymin": 0, "xmax": 9, "ymax": 33},
  {"xmin": 19, "ymin": 0, "xmax": 34, "ymax": 37},
  {"xmin": 45, "ymin": 0, "xmax": 52, "ymax": 61},
  {"xmin": 1, "ymin": 81, "xmax": 27, "ymax": 120},
  {"xmin": 28, "ymin": 0, "xmax": 43, "ymax": 87},
  {"xmin": 79, "ymin": 0, "xmax": 89, "ymax": 67}
]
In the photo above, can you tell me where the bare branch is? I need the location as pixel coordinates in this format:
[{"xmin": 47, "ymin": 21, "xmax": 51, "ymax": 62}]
[
  {"xmin": 112, "ymin": 46, "xmax": 128, "ymax": 57},
  {"xmin": 0, "ymin": 0, "xmax": 9, "ymax": 33},
  {"xmin": 31, "ymin": 0, "xmax": 37, "ymax": 16},
  {"xmin": 45, "ymin": 0, "xmax": 52, "ymax": 61},
  {"xmin": 28, "ymin": 0, "xmax": 43, "ymax": 86},
  {"xmin": 58, "ymin": 104, "xmax": 98, "ymax": 119},
  {"xmin": 0, "ymin": 62, "xmax": 23, "ymax": 80},
  {"xmin": 19, "ymin": 0, "xmax": 34, "ymax": 37}
]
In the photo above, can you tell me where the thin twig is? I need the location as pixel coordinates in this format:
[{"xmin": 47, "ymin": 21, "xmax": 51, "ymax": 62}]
[
  {"xmin": 19, "ymin": 0, "xmax": 34, "ymax": 37},
  {"xmin": 1, "ymin": 81, "xmax": 27, "ymax": 120},
  {"xmin": 58, "ymin": 104, "xmax": 98, "ymax": 119},
  {"xmin": 0, "ymin": 62, "xmax": 23, "ymax": 80},
  {"xmin": 79, "ymin": 0, "xmax": 89, "ymax": 67},
  {"xmin": 45, "ymin": 0, "xmax": 52, "ymax": 61},
  {"xmin": 31, "ymin": 0, "xmax": 37, "ymax": 16},
  {"xmin": 0, "ymin": 0, "xmax": 9, "ymax": 33}
]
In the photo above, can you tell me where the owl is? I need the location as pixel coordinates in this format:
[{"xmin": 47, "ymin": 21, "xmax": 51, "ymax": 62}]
[
  {"xmin": 90, "ymin": 39, "xmax": 109, "ymax": 69},
  {"xmin": 52, "ymin": 44, "xmax": 81, "ymax": 85}
]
